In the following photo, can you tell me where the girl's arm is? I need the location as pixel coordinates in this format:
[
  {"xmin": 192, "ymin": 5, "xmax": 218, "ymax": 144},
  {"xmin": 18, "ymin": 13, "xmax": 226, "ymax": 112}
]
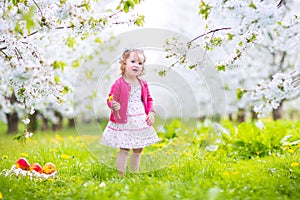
[
  {"xmin": 107, "ymin": 81, "xmax": 120, "ymax": 109},
  {"xmin": 145, "ymin": 83, "xmax": 155, "ymax": 114}
]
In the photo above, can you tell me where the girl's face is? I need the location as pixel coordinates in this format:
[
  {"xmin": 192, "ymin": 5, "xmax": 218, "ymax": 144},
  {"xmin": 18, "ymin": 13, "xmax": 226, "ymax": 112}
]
[{"xmin": 124, "ymin": 52, "xmax": 145, "ymax": 77}]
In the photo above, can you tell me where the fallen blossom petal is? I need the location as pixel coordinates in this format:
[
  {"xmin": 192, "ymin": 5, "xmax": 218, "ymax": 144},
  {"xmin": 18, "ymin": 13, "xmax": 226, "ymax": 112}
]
[{"xmin": 99, "ymin": 182, "xmax": 106, "ymax": 188}]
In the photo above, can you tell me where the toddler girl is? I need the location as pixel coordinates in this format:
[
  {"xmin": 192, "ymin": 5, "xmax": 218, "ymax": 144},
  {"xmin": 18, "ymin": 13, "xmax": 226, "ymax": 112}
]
[{"xmin": 100, "ymin": 48, "xmax": 159, "ymax": 176}]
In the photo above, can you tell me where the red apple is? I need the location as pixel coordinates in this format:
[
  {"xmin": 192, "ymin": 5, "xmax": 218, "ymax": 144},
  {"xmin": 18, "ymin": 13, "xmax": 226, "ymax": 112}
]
[
  {"xmin": 43, "ymin": 162, "xmax": 56, "ymax": 174},
  {"xmin": 29, "ymin": 163, "xmax": 43, "ymax": 174},
  {"xmin": 16, "ymin": 158, "xmax": 30, "ymax": 170}
]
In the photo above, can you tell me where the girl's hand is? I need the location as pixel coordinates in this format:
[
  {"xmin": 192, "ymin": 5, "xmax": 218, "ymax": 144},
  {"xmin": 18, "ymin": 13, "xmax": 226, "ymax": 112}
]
[
  {"xmin": 146, "ymin": 112, "xmax": 155, "ymax": 126},
  {"xmin": 112, "ymin": 101, "xmax": 121, "ymax": 111}
]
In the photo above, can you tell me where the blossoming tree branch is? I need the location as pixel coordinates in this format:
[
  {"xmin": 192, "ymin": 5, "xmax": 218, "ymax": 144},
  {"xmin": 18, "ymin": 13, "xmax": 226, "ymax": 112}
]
[
  {"xmin": 0, "ymin": 0, "xmax": 144, "ymax": 137},
  {"xmin": 165, "ymin": 0, "xmax": 300, "ymax": 120}
]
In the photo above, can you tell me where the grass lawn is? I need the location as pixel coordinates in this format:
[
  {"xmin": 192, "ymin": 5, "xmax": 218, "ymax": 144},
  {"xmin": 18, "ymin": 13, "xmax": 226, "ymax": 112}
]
[{"xmin": 0, "ymin": 120, "xmax": 299, "ymax": 200}]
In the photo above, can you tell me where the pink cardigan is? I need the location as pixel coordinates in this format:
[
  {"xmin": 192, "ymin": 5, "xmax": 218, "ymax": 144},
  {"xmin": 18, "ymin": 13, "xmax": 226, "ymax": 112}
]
[{"xmin": 107, "ymin": 77, "xmax": 155, "ymax": 124}]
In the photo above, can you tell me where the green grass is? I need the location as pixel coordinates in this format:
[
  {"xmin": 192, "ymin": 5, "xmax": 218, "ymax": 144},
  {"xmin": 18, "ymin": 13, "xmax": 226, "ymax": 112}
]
[{"xmin": 0, "ymin": 120, "xmax": 300, "ymax": 200}]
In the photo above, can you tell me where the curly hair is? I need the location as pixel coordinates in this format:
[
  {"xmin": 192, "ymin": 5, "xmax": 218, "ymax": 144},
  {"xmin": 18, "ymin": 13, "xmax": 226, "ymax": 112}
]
[{"xmin": 119, "ymin": 48, "xmax": 146, "ymax": 76}]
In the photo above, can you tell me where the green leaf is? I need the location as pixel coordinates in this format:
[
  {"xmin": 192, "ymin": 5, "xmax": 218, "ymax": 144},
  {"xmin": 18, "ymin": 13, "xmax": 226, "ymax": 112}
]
[
  {"xmin": 227, "ymin": 33, "xmax": 234, "ymax": 40},
  {"xmin": 81, "ymin": 32, "xmax": 89, "ymax": 40},
  {"xmin": 85, "ymin": 70, "xmax": 94, "ymax": 79},
  {"xmin": 61, "ymin": 86, "xmax": 70, "ymax": 94},
  {"xmin": 210, "ymin": 37, "xmax": 223, "ymax": 46},
  {"xmin": 18, "ymin": 87, "xmax": 26, "ymax": 96},
  {"xmin": 124, "ymin": 2, "xmax": 129, "ymax": 13},
  {"xmin": 83, "ymin": 3, "xmax": 91, "ymax": 12},
  {"xmin": 52, "ymin": 61, "xmax": 66, "ymax": 71},
  {"xmin": 199, "ymin": 0, "xmax": 211, "ymax": 20},
  {"xmin": 14, "ymin": 21, "xmax": 24, "ymax": 36},
  {"xmin": 60, "ymin": 0, "xmax": 67, "ymax": 5},
  {"xmin": 54, "ymin": 75, "xmax": 60, "ymax": 83},
  {"xmin": 158, "ymin": 70, "xmax": 167, "ymax": 77},
  {"xmin": 247, "ymin": 33, "xmax": 257, "ymax": 43},
  {"xmin": 72, "ymin": 59, "xmax": 80, "ymax": 68},
  {"xmin": 13, "ymin": 133, "xmax": 22, "ymax": 141},
  {"xmin": 94, "ymin": 37, "xmax": 102, "ymax": 44},
  {"xmin": 12, "ymin": 0, "xmax": 20, "ymax": 6},
  {"xmin": 122, "ymin": 0, "xmax": 137, "ymax": 13},
  {"xmin": 134, "ymin": 15, "xmax": 145, "ymax": 26},
  {"xmin": 216, "ymin": 65, "xmax": 226, "ymax": 71},
  {"xmin": 236, "ymin": 88, "xmax": 247, "ymax": 100},
  {"xmin": 66, "ymin": 37, "xmax": 77, "ymax": 49},
  {"xmin": 248, "ymin": 1, "xmax": 257, "ymax": 9},
  {"xmin": 22, "ymin": 6, "xmax": 35, "ymax": 34},
  {"xmin": 69, "ymin": 22, "xmax": 76, "ymax": 29},
  {"xmin": 188, "ymin": 65, "xmax": 197, "ymax": 69}
]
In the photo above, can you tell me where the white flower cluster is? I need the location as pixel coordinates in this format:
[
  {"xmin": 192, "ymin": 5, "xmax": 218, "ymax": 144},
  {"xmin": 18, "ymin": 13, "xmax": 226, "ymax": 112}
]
[
  {"xmin": 0, "ymin": 0, "xmax": 141, "ymax": 124},
  {"xmin": 217, "ymin": 30, "xmax": 259, "ymax": 69},
  {"xmin": 251, "ymin": 72, "xmax": 298, "ymax": 118},
  {"xmin": 210, "ymin": 0, "xmax": 282, "ymax": 34},
  {"xmin": 1, "ymin": 165, "xmax": 57, "ymax": 180},
  {"xmin": 269, "ymin": 16, "xmax": 300, "ymax": 52}
]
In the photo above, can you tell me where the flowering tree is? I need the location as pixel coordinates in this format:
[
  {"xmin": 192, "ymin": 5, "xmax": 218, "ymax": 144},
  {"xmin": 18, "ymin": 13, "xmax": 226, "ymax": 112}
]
[
  {"xmin": 0, "ymin": 0, "xmax": 144, "ymax": 135},
  {"xmin": 165, "ymin": 0, "xmax": 300, "ymax": 120}
]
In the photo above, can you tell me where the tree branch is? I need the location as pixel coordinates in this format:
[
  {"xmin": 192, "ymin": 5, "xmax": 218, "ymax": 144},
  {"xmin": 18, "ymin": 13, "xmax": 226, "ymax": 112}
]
[
  {"xmin": 278, "ymin": 51, "xmax": 287, "ymax": 71},
  {"xmin": 277, "ymin": 0, "xmax": 285, "ymax": 8},
  {"xmin": 107, "ymin": 9, "xmax": 123, "ymax": 18},
  {"xmin": 32, "ymin": 0, "xmax": 44, "ymax": 17},
  {"xmin": 0, "ymin": 47, "xmax": 8, "ymax": 58},
  {"xmin": 188, "ymin": 27, "xmax": 231, "ymax": 44},
  {"xmin": 23, "ymin": 30, "xmax": 38, "ymax": 39},
  {"xmin": 14, "ymin": 47, "xmax": 23, "ymax": 60}
]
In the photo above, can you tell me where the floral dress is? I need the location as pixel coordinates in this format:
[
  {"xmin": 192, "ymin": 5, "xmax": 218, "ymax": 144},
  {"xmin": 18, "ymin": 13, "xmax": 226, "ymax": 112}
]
[{"xmin": 100, "ymin": 85, "xmax": 159, "ymax": 149}]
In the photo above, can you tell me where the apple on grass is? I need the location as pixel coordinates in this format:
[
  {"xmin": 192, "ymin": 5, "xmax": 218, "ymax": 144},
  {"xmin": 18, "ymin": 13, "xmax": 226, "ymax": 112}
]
[
  {"xmin": 16, "ymin": 158, "xmax": 30, "ymax": 170},
  {"xmin": 29, "ymin": 163, "xmax": 43, "ymax": 174},
  {"xmin": 43, "ymin": 162, "xmax": 56, "ymax": 174}
]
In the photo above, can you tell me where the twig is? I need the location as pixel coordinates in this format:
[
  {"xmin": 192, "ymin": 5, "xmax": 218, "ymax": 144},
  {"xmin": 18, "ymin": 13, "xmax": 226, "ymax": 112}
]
[
  {"xmin": 23, "ymin": 30, "xmax": 38, "ymax": 39},
  {"xmin": 32, "ymin": 0, "xmax": 43, "ymax": 17},
  {"xmin": 292, "ymin": 77, "xmax": 300, "ymax": 85},
  {"xmin": 277, "ymin": 0, "xmax": 285, "ymax": 8},
  {"xmin": 0, "ymin": 47, "xmax": 8, "ymax": 58},
  {"xmin": 14, "ymin": 47, "xmax": 23, "ymax": 60},
  {"xmin": 188, "ymin": 27, "xmax": 231, "ymax": 44},
  {"xmin": 107, "ymin": 9, "xmax": 123, "ymax": 18}
]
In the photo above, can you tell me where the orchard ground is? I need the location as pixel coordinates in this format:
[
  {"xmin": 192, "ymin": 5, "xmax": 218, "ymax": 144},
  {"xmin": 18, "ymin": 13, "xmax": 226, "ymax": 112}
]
[{"xmin": 0, "ymin": 119, "xmax": 300, "ymax": 200}]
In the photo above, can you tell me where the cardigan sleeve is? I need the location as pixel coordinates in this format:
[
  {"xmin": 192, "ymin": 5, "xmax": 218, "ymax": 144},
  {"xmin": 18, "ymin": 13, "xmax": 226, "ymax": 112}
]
[
  {"xmin": 144, "ymin": 81, "xmax": 155, "ymax": 114},
  {"xmin": 107, "ymin": 79, "xmax": 121, "ymax": 109}
]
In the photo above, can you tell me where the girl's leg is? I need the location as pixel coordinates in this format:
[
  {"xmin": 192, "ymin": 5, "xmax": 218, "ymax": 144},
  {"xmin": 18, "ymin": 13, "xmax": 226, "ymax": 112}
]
[
  {"xmin": 116, "ymin": 148, "xmax": 130, "ymax": 177},
  {"xmin": 130, "ymin": 148, "xmax": 143, "ymax": 172}
]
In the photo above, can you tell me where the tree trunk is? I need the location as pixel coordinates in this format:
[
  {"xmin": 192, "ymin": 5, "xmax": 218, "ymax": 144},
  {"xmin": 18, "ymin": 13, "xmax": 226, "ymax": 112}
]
[
  {"xmin": 41, "ymin": 117, "xmax": 49, "ymax": 131},
  {"xmin": 272, "ymin": 102, "xmax": 283, "ymax": 120},
  {"xmin": 228, "ymin": 113, "xmax": 233, "ymax": 121},
  {"xmin": 28, "ymin": 112, "xmax": 38, "ymax": 132},
  {"xmin": 250, "ymin": 108, "xmax": 258, "ymax": 121},
  {"xmin": 6, "ymin": 93, "xmax": 19, "ymax": 134},
  {"xmin": 52, "ymin": 111, "xmax": 63, "ymax": 131},
  {"xmin": 237, "ymin": 108, "xmax": 246, "ymax": 123},
  {"xmin": 6, "ymin": 112, "xmax": 19, "ymax": 134},
  {"xmin": 68, "ymin": 118, "xmax": 75, "ymax": 128}
]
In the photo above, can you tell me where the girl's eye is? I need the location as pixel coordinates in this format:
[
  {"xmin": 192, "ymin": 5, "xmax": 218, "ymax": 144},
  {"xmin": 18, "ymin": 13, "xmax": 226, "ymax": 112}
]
[
  {"xmin": 131, "ymin": 61, "xmax": 135, "ymax": 63},
  {"xmin": 139, "ymin": 63, "xmax": 142, "ymax": 65}
]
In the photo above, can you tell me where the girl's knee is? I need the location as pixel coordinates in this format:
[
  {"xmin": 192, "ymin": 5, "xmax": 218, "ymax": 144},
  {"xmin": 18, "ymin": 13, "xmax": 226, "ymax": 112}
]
[
  {"xmin": 132, "ymin": 148, "xmax": 143, "ymax": 153},
  {"xmin": 120, "ymin": 148, "xmax": 130, "ymax": 152}
]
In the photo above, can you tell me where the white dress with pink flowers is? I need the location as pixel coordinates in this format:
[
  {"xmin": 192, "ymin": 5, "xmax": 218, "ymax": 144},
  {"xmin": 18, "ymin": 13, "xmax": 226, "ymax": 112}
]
[{"xmin": 100, "ymin": 85, "xmax": 159, "ymax": 149}]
